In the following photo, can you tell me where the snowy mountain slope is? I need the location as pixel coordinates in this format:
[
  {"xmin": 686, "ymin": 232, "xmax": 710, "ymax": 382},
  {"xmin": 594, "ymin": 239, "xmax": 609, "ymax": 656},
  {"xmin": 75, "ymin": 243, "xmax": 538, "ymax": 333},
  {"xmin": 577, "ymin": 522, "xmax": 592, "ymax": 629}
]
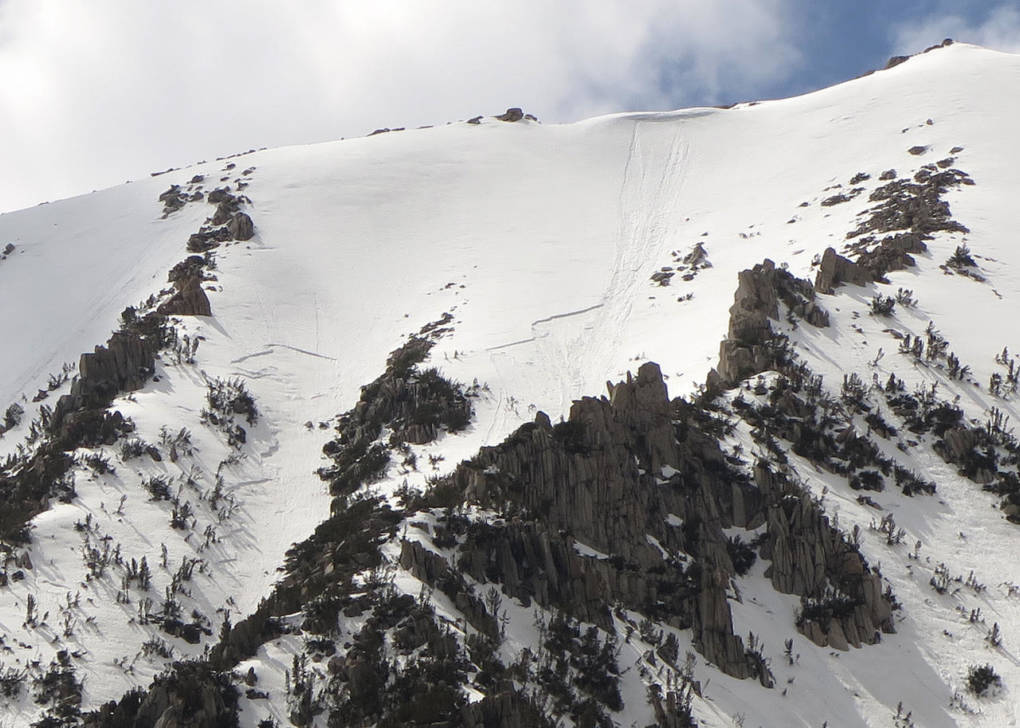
[{"xmin": 0, "ymin": 41, "xmax": 1019, "ymax": 727}]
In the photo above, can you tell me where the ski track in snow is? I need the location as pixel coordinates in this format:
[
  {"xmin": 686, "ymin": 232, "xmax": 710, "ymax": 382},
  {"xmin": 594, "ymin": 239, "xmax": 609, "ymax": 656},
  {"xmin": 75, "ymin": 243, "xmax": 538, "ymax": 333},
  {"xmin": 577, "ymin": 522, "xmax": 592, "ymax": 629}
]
[{"xmin": 523, "ymin": 120, "xmax": 691, "ymax": 416}]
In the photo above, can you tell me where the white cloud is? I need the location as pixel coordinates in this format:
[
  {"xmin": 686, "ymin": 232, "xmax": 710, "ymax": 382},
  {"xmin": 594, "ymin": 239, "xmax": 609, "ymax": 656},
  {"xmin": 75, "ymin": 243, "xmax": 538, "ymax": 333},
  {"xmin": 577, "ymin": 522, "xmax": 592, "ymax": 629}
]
[
  {"xmin": 892, "ymin": 4, "xmax": 1020, "ymax": 55},
  {"xmin": 0, "ymin": 0, "xmax": 800, "ymax": 213}
]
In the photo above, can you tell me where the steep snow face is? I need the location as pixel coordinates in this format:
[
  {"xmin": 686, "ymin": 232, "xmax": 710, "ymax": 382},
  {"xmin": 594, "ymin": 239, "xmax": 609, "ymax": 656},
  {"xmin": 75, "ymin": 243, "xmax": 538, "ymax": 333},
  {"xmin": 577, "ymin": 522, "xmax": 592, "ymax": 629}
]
[
  {"xmin": 2, "ymin": 43, "xmax": 1018, "ymax": 436},
  {"xmin": 0, "ymin": 42, "xmax": 1019, "ymax": 727}
]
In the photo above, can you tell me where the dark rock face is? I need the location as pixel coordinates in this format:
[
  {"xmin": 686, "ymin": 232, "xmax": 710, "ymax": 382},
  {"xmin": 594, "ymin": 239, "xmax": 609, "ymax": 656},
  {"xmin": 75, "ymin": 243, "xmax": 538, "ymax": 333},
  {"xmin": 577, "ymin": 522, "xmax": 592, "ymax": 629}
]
[
  {"xmin": 855, "ymin": 232, "xmax": 927, "ymax": 281},
  {"xmin": 158, "ymin": 276, "xmax": 212, "ymax": 317},
  {"xmin": 206, "ymin": 187, "xmax": 233, "ymax": 204},
  {"xmin": 821, "ymin": 193, "xmax": 852, "ymax": 207},
  {"xmin": 462, "ymin": 363, "xmax": 680, "ymax": 556},
  {"xmin": 814, "ymin": 246, "xmax": 871, "ymax": 293},
  {"xmin": 851, "ymin": 168, "xmax": 972, "ymax": 240},
  {"xmin": 496, "ymin": 107, "xmax": 524, "ymax": 122},
  {"xmin": 838, "ymin": 164, "xmax": 972, "ymax": 282},
  {"xmin": 754, "ymin": 463, "xmax": 894, "ymax": 648},
  {"xmin": 399, "ymin": 539, "xmax": 499, "ymax": 639},
  {"xmin": 211, "ymin": 202, "xmax": 233, "ymax": 226},
  {"xmin": 187, "ymin": 226, "xmax": 232, "ymax": 253},
  {"xmin": 158, "ymin": 185, "xmax": 189, "ymax": 216},
  {"xmin": 181, "ymin": 187, "xmax": 256, "ymax": 247},
  {"xmin": 228, "ymin": 211, "xmax": 254, "ymax": 241},
  {"xmin": 452, "ymin": 363, "xmax": 771, "ymax": 679},
  {"xmin": 710, "ymin": 260, "xmax": 827, "ymax": 387},
  {"xmin": 168, "ymin": 255, "xmax": 208, "ymax": 284},
  {"xmin": 72, "ymin": 331, "xmax": 158, "ymax": 409}
]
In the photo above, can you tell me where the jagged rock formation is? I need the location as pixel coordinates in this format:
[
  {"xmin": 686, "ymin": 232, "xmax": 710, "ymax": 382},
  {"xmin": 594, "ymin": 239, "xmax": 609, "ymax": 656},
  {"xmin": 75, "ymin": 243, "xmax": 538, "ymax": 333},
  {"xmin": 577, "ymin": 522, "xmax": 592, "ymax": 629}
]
[
  {"xmin": 158, "ymin": 184, "xmax": 189, "ymax": 216},
  {"xmin": 496, "ymin": 107, "xmax": 524, "ymax": 122},
  {"xmin": 709, "ymin": 260, "xmax": 828, "ymax": 388},
  {"xmin": 700, "ymin": 258, "xmax": 898, "ymax": 652},
  {"xmin": 753, "ymin": 462, "xmax": 894, "ymax": 648},
  {"xmin": 814, "ymin": 246, "xmax": 871, "ymax": 293},
  {"xmin": 318, "ymin": 326, "xmax": 472, "ymax": 496},
  {"xmin": 399, "ymin": 539, "xmax": 500, "ymax": 639},
  {"xmin": 158, "ymin": 275, "xmax": 212, "ymax": 316},
  {"xmin": 186, "ymin": 187, "xmax": 256, "ymax": 251},
  {"xmin": 75, "ymin": 331, "xmax": 158, "ymax": 405},
  {"xmin": 228, "ymin": 211, "xmax": 254, "ymax": 241},
  {"xmin": 843, "ymin": 165, "xmax": 973, "ymax": 281},
  {"xmin": 449, "ymin": 363, "xmax": 771, "ymax": 681}
]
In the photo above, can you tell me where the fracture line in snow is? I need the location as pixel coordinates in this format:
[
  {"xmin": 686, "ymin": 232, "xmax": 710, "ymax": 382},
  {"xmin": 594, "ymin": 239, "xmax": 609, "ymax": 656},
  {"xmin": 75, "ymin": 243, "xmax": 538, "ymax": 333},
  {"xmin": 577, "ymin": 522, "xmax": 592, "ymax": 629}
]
[
  {"xmin": 530, "ymin": 303, "xmax": 605, "ymax": 329},
  {"xmin": 484, "ymin": 303, "xmax": 605, "ymax": 352},
  {"xmin": 230, "ymin": 343, "xmax": 338, "ymax": 363}
]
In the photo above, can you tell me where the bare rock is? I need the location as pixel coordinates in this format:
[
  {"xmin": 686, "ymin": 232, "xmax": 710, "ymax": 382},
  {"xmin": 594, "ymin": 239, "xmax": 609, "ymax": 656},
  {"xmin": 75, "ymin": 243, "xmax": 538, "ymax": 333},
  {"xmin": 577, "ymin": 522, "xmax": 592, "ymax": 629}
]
[
  {"xmin": 187, "ymin": 226, "xmax": 231, "ymax": 253},
  {"xmin": 941, "ymin": 427, "xmax": 977, "ymax": 460},
  {"xmin": 496, "ymin": 107, "xmax": 524, "ymax": 122},
  {"xmin": 168, "ymin": 255, "xmax": 207, "ymax": 284},
  {"xmin": 158, "ymin": 276, "xmax": 212, "ymax": 317},
  {"xmin": 827, "ymin": 619, "xmax": 849, "ymax": 651},
  {"xmin": 711, "ymin": 260, "xmax": 827, "ymax": 386},
  {"xmin": 814, "ymin": 246, "xmax": 871, "ymax": 293},
  {"xmin": 228, "ymin": 212, "xmax": 255, "ymax": 241},
  {"xmin": 206, "ymin": 187, "xmax": 234, "ymax": 204}
]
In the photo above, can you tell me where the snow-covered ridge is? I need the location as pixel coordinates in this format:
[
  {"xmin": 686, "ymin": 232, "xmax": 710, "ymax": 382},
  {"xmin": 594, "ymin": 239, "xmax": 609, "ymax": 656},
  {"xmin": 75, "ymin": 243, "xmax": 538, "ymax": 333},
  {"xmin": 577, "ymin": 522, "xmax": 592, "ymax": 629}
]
[{"xmin": 0, "ymin": 41, "xmax": 1019, "ymax": 726}]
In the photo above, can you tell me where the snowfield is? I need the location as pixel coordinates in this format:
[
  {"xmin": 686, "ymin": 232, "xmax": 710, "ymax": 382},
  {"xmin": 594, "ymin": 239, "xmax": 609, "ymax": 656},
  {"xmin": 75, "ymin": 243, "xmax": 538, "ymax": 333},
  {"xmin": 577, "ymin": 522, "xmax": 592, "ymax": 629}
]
[{"xmin": 1, "ymin": 42, "xmax": 1019, "ymax": 727}]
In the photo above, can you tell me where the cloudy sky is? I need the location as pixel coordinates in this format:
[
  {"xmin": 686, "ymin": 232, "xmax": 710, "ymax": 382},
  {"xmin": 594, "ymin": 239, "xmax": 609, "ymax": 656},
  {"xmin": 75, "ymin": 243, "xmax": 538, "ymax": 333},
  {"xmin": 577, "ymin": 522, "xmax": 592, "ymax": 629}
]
[{"xmin": 1, "ymin": 1, "xmax": 1018, "ymax": 214}]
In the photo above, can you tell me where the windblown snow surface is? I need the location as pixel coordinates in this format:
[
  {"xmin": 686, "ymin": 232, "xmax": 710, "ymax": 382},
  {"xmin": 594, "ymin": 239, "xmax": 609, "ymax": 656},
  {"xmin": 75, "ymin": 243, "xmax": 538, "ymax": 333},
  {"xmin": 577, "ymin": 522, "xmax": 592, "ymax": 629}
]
[{"xmin": 1, "ymin": 42, "xmax": 1019, "ymax": 726}]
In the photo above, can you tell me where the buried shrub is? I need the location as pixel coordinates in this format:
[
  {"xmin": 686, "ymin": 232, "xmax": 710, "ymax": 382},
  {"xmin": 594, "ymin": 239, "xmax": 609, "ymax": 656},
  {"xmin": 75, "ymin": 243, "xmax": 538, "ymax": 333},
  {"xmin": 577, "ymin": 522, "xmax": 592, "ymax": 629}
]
[{"xmin": 966, "ymin": 663, "xmax": 1002, "ymax": 696}]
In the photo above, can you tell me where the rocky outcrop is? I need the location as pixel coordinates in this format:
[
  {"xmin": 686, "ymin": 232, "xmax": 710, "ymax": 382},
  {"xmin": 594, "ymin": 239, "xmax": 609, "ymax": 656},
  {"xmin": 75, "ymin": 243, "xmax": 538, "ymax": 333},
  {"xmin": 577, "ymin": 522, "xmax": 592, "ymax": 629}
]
[
  {"xmin": 228, "ymin": 211, "xmax": 254, "ymax": 241},
  {"xmin": 399, "ymin": 539, "xmax": 499, "ymax": 639},
  {"xmin": 753, "ymin": 462, "xmax": 895, "ymax": 648},
  {"xmin": 453, "ymin": 362, "xmax": 773, "ymax": 678},
  {"xmin": 53, "ymin": 330, "xmax": 159, "ymax": 419},
  {"xmin": 158, "ymin": 185, "xmax": 189, "ymax": 216},
  {"xmin": 167, "ymin": 255, "xmax": 207, "ymax": 284},
  {"xmin": 78, "ymin": 332, "xmax": 157, "ymax": 399},
  {"xmin": 814, "ymin": 246, "xmax": 871, "ymax": 293},
  {"xmin": 460, "ymin": 363, "xmax": 682, "ymax": 557},
  {"xmin": 185, "ymin": 187, "xmax": 256, "ymax": 250},
  {"xmin": 318, "ymin": 333, "xmax": 473, "ymax": 496},
  {"xmin": 158, "ymin": 275, "xmax": 211, "ymax": 316},
  {"xmin": 855, "ymin": 233, "xmax": 927, "ymax": 281},
  {"xmin": 709, "ymin": 260, "xmax": 828, "ymax": 388},
  {"xmin": 496, "ymin": 107, "xmax": 524, "ymax": 122},
  {"xmin": 842, "ymin": 166, "xmax": 973, "ymax": 284},
  {"xmin": 187, "ymin": 226, "xmax": 232, "ymax": 253}
]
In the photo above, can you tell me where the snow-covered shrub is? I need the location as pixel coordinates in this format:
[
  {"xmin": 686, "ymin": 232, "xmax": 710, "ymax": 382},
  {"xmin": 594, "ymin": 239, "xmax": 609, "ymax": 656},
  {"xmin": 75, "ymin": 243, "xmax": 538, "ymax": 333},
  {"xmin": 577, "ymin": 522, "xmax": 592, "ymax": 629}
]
[
  {"xmin": 870, "ymin": 295, "xmax": 896, "ymax": 316},
  {"xmin": 203, "ymin": 377, "xmax": 258, "ymax": 426},
  {"xmin": 947, "ymin": 244, "xmax": 976, "ymax": 269},
  {"xmin": 966, "ymin": 663, "xmax": 1002, "ymax": 696},
  {"xmin": 3, "ymin": 402, "xmax": 24, "ymax": 431}
]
